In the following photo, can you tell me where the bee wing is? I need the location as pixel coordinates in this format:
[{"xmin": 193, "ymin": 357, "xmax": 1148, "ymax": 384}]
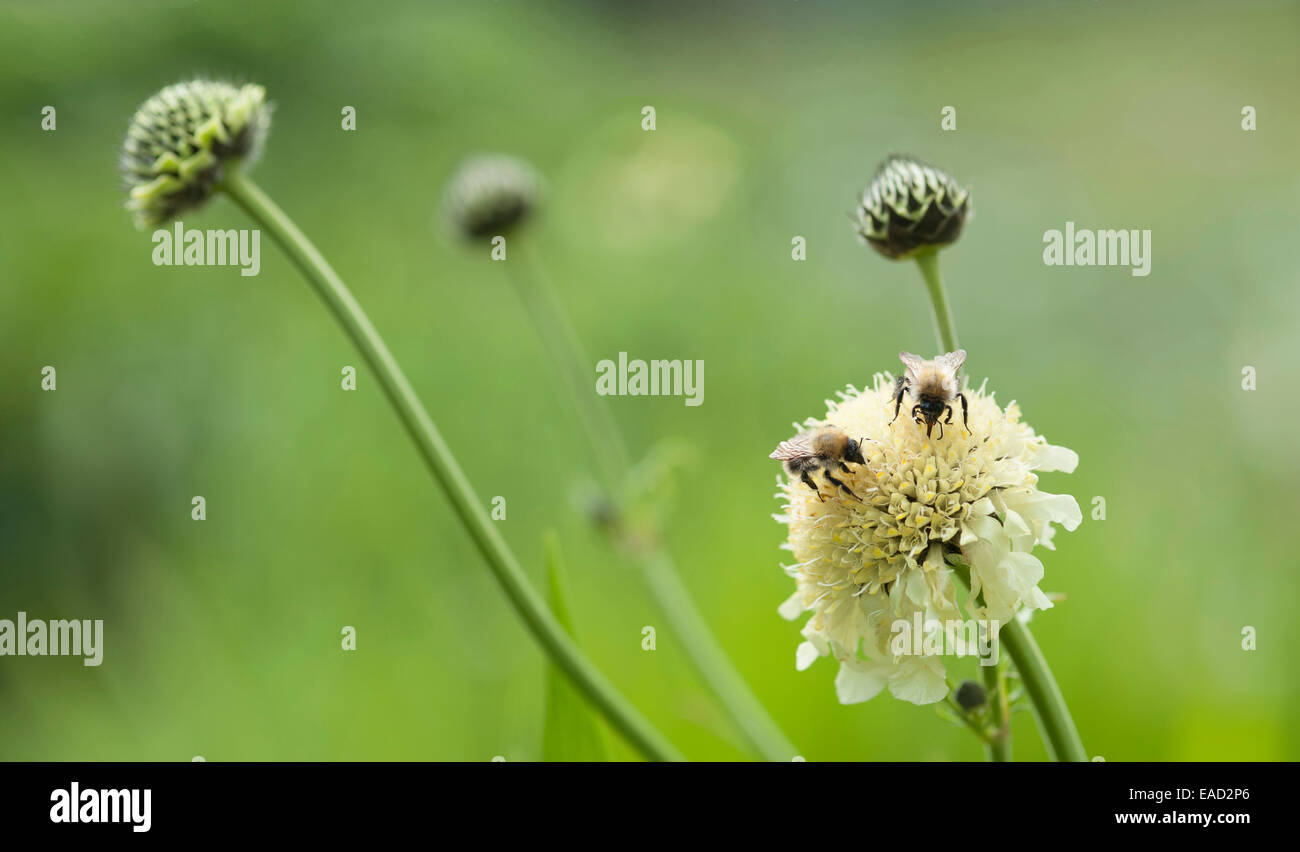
[
  {"xmin": 898, "ymin": 351, "xmax": 925, "ymax": 380},
  {"xmin": 936, "ymin": 349, "xmax": 967, "ymax": 372},
  {"xmin": 769, "ymin": 436, "xmax": 812, "ymax": 460}
]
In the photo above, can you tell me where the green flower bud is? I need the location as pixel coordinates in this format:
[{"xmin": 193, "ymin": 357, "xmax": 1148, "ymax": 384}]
[
  {"xmin": 120, "ymin": 80, "xmax": 270, "ymax": 228},
  {"xmin": 853, "ymin": 154, "xmax": 970, "ymax": 260},
  {"xmin": 955, "ymin": 679, "xmax": 987, "ymax": 711},
  {"xmin": 442, "ymin": 154, "xmax": 543, "ymax": 241}
]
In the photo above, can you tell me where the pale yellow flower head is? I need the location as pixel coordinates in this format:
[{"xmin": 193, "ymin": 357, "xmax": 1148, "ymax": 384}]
[{"xmin": 774, "ymin": 370, "xmax": 1080, "ymax": 705}]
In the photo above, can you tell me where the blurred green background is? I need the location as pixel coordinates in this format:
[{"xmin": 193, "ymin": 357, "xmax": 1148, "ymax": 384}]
[{"xmin": 1, "ymin": 0, "xmax": 1296, "ymax": 761}]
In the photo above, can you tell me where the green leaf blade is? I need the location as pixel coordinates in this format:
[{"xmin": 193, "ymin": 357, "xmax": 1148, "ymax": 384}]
[{"xmin": 541, "ymin": 531, "xmax": 608, "ymax": 762}]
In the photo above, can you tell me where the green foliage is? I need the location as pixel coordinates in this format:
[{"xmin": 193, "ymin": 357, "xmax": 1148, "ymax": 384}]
[{"xmin": 541, "ymin": 532, "xmax": 607, "ymax": 762}]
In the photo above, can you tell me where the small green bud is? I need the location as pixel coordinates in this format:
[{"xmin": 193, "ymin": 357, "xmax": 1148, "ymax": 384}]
[
  {"xmin": 853, "ymin": 154, "xmax": 970, "ymax": 260},
  {"xmin": 442, "ymin": 154, "xmax": 543, "ymax": 241},
  {"xmin": 955, "ymin": 679, "xmax": 986, "ymax": 711},
  {"xmin": 120, "ymin": 80, "xmax": 270, "ymax": 228}
]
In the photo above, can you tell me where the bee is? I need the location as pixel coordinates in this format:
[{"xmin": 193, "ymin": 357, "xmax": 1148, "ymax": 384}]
[
  {"xmin": 770, "ymin": 426, "xmax": 867, "ymax": 502},
  {"xmin": 891, "ymin": 349, "xmax": 969, "ymax": 439}
]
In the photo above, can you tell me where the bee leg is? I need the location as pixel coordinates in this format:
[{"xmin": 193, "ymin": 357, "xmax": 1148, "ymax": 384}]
[
  {"xmin": 823, "ymin": 472, "xmax": 861, "ymax": 501},
  {"xmin": 800, "ymin": 470, "xmax": 825, "ymax": 502},
  {"xmin": 944, "ymin": 404, "xmax": 954, "ymax": 424},
  {"xmin": 890, "ymin": 385, "xmax": 906, "ymax": 423},
  {"xmin": 839, "ymin": 461, "xmax": 853, "ymax": 473},
  {"xmin": 936, "ymin": 420, "xmax": 945, "ymax": 440},
  {"xmin": 957, "ymin": 393, "xmax": 969, "ymax": 431}
]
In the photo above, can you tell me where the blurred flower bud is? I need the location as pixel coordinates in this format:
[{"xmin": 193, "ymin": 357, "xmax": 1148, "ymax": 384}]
[
  {"xmin": 853, "ymin": 154, "xmax": 970, "ymax": 260},
  {"xmin": 955, "ymin": 679, "xmax": 987, "ymax": 711},
  {"xmin": 120, "ymin": 80, "xmax": 270, "ymax": 228},
  {"xmin": 584, "ymin": 493, "xmax": 621, "ymax": 532},
  {"xmin": 442, "ymin": 154, "xmax": 543, "ymax": 241}
]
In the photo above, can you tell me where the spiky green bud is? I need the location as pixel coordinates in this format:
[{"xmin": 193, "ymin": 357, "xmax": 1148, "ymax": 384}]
[
  {"xmin": 853, "ymin": 154, "xmax": 970, "ymax": 260},
  {"xmin": 120, "ymin": 80, "xmax": 270, "ymax": 228},
  {"xmin": 442, "ymin": 154, "xmax": 543, "ymax": 241}
]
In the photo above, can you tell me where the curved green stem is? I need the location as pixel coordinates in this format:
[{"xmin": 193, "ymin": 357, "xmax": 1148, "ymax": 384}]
[
  {"xmin": 506, "ymin": 242, "xmax": 799, "ymax": 761},
  {"xmin": 217, "ymin": 170, "xmax": 683, "ymax": 762},
  {"xmin": 950, "ymin": 560, "xmax": 1086, "ymax": 762},
  {"xmin": 917, "ymin": 253, "xmax": 1012, "ymax": 761},
  {"xmin": 911, "ymin": 260, "xmax": 1085, "ymax": 763},
  {"xmin": 912, "ymin": 249, "xmax": 1085, "ymax": 762},
  {"xmin": 913, "ymin": 250, "xmax": 959, "ymax": 353},
  {"xmin": 997, "ymin": 616, "xmax": 1088, "ymax": 762}
]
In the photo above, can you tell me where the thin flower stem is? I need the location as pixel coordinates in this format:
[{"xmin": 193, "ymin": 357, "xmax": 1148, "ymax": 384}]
[
  {"xmin": 996, "ymin": 616, "xmax": 1088, "ymax": 762},
  {"xmin": 216, "ymin": 170, "xmax": 684, "ymax": 763},
  {"xmin": 982, "ymin": 664, "xmax": 1011, "ymax": 762},
  {"xmin": 946, "ymin": 697, "xmax": 993, "ymax": 744},
  {"xmin": 913, "ymin": 250, "xmax": 960, "ymax": 353},
  {"xmin": 949, "ymin": 560, "xmax": 1087, "ymax": 762},
  {"xmin": 506, "ymin": 242, "xmax": 799, "ymax": 762},
  {"xmin": 505, "ymin": 243, "xmax": 628, "ymax": 486},
  {"xmin": 913, "ymin": 259, "xmax": 1086, "ymax": 763},
  {"xmin": 915, "ymin": 253, "xmax": 1011, "ymax": 762},
  {"xmin": 641, "ymin": 548, "xmax": 799, "ymax": 761}
]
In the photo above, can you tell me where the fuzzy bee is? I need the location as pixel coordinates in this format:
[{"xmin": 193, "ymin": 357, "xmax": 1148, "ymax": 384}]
[
  {"xmin": 891, "ymin": 349, "xmax": 969, "ymax": 439},
  {"xmin": 770, "ymin": 426, "xmax": 867, "ymax": 502}
]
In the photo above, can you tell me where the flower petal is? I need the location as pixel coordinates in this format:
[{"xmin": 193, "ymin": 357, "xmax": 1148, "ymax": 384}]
[
  {"xmin": 834, "ymin": 661, "xmax": 890, "ymax": 705},
  {"xmin": 887, "ymin": 659, "xmax": 950, "ymax": 705},
  {"xmin": 1032, "ymin": 443, "xmax": 1078, "ymax": 473},
  {"xmin": 778, "ymin": 592, "xmax": 804, "ymax": 621}
]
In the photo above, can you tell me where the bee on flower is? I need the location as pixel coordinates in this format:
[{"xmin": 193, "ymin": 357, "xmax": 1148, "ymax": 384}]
[{"xmin": 772, "ymin": 356, "xmax": 1081, "ymax": 706}]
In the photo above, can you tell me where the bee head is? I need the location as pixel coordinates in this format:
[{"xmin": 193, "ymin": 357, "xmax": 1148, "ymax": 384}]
[
  {"xmin": 845, "ymin": 438, "xmax": 866, "ymax": 465},
  {"xmin": 918, "ymin": 398, "xmax": 946, "ymax": 419}
]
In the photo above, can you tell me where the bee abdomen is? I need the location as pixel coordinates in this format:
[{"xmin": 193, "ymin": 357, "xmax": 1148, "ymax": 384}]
[{"xmin": 784, "ymin": 457, "xmax": 815, "ymax": 476}]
